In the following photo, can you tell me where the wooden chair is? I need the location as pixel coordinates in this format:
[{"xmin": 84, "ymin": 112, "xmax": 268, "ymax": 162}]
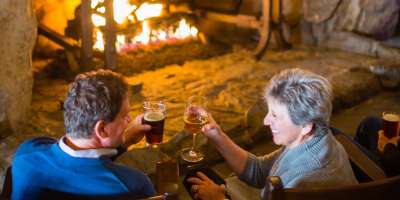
[
  {"xmin": 267, "ymin": 175, "xmax": 400, "ymax": 200},
  {"xmin": 265, "ymin": 129, "xmax": 396, "ymax": 200},
  {"xmin": 331, "ymin": 128, "xmax": 387, "ymax": 181}
]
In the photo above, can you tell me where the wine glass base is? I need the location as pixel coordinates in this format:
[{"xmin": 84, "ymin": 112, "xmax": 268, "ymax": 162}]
[{"xmin": 181, "ymin": 147, "xmax": 204, "ymax": 163}]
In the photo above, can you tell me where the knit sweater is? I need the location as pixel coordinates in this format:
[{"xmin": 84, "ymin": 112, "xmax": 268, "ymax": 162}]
[
  {"xmin": 11, "ymin": 137, "xmax": 156, "ymax": 200},
  {"xmin": 240, "ymin": 132, "xmax": 358, "ymax": 199}
]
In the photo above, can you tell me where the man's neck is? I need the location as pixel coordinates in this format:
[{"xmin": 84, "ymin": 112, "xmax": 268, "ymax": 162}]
[{"xmin": 64, "ymin": 136, "xmax": 100, "ymax": 150}]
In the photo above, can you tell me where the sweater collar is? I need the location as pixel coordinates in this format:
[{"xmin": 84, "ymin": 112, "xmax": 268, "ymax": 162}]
[
  {"xmin": 276, "ymin": 130, "xmax": 334, "ymax": 173},
  {"xmin": 58, "ymin": 136, "xmax": 118, "ymax": 158}
]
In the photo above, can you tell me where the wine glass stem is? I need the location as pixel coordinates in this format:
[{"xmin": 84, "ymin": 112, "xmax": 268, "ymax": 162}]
[{"xmin": 191, "ymin": 133, "xmax": 197, "ymax": 153}]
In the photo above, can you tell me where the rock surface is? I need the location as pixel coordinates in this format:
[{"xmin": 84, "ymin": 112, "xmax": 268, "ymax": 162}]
[
  {"xmin": 302, "ymin": 0, "xmax": 400, "ymax": 60},
  {"xmin": 0, "ymin": 0, "xmax": 37, "ymax": 136}
]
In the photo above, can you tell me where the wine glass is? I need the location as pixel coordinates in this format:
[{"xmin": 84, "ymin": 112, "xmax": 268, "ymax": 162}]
[{"xmin": 181, "ymin": 95, "xmax": 208, "ymax": 162}]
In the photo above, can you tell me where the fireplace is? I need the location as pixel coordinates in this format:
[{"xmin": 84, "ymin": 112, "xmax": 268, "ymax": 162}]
[{"xmin": 36, "ymin": 0, "xmax": 291, "ymax": 73}]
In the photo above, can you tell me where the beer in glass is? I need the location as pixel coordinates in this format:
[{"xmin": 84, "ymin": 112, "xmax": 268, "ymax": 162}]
[
  {"xmin": 143, "ymin": 101, "xmax": 166, "ymax": 146},
  {"xmin": 382, "ymin": 112, "xmax": 399, "ymax": 138}
]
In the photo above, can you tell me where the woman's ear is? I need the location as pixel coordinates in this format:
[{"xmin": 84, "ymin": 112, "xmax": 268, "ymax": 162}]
[
  {"xmin": 300, "ymin": 122, "xmax": 314, "ymax": 136},
  {"xmin": 94, "ymin": 120, "xmax": 108, "ymax": 139}
]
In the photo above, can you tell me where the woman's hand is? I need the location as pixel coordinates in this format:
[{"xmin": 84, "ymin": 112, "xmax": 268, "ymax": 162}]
[
  {"xmin": 187, "ymin": 172, "xmax": 227, "ymax": 200},
  {"xmin": 202, "ymin": 114, "xmax": 225, "ymax": 142}
]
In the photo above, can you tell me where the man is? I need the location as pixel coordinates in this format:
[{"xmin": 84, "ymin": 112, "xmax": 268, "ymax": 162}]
[{"xmin": 12, "ymin": 70, "xmax": 156, "ymax": 199}]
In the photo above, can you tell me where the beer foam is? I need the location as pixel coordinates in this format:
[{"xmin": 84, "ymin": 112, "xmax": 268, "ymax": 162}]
[
  {"xmin": 144, "ymin": 111, "xmax": 165, "ymax": 121},
  {"xmin": 383, "ymin": 113, "xmax": 399, "ymax": 122}
]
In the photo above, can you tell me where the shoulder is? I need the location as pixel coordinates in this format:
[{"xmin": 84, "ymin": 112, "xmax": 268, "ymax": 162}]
[{"xmin": 14, "ymin": 137, "xmax": 57, "ymax": 157}]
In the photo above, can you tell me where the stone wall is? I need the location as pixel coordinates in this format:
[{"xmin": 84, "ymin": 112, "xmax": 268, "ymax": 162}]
[
  {"xmin": 0, "ymin": 0, "xmax": 37, "ymax": 136},
  {"xmin": 302, "ymin": 0, "xmax": 400, "ymax": 60}
]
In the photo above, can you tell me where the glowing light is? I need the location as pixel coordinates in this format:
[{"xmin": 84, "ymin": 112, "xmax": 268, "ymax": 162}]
[
  {"xmin": 133, "ymin": 21, "xmax": 151, "ymax": 44},
  {"xmin": 175, "ymin": 19, "xmax": 194, "ymax": 38},
  {"xmin": 113, "ymin": 0, "xmax": 136, "ymax": 24},
  {"xmin": 91, "ymin": 0, "xmax": 104, "ymax": 9},
  {"xmin": 116, "ymin": 34, "xmax": 126, "ymax": 52},
  {"xmin": 92, "ymin": 14, "xmax": 106, "ymax": 26},
  {"xmin": 93, "ymin": 30, "xmax": 104, "ymax": 51},
  {"xmin": 135, "ymin": 3, "xmax": 163, "ymax": 21}
]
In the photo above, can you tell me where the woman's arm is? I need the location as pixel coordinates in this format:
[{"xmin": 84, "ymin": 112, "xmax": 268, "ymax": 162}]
[{"xmin": 202, "ymin": 115, "xmax": 248, "ymax": 175}]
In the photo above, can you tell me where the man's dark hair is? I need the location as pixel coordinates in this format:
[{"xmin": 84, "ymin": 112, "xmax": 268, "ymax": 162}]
[{"xmin": 64, "ymin": 69, "xmax": 128, "ymax": 139}]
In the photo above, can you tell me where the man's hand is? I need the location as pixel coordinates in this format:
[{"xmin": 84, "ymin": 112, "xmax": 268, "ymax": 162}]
[
  {"xmin": 122, "ymin": 114, "xmax": 151, "ymax": 147},
  {"xmin": 202, "ymin": 115, "xmax": 225, "ymax": 142},
  {"xmin": 187, "ymin": 172, "xmax": 227, "ymax": 200}
]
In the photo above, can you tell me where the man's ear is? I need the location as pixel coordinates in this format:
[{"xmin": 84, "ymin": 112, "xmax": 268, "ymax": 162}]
[
  {"xmin": 94, "ymin": 120, "xmax": 108, "ymax": 139},
  {"xmin": 300, "ymin": 122, "xmax": 313, "ymax": 136}
]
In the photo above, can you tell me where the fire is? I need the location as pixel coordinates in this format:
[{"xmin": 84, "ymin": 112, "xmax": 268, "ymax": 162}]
[
  {"xmin": 135, "ymin": 3, "xmax": 163, "ymax": 21},
  {"xmin": 175, "ymin": 19, "xmax": 199, "ymax": 39},
  {"xmin": 113, "ymin": 0, "xmax": 136, "ymax": 24},
  {"xmin": 93, "ymin": 30, "xmax": 104, "ymax": 50},
  {"xmin": 133, "ymin": 21, "xmax": 151, "ymax": 44},
  {"xmin": 90, "ymin": 1, "xmax": 199, "ymax": 52}
]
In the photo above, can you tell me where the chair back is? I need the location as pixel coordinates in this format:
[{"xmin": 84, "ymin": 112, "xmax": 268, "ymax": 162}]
[
  {"xmin": 332, "ymin": 128, "xmax": 387, "ymax": 181},
  {"xmin": 267, "ymin": 175, "xmax": 400, "ymax": 200}
]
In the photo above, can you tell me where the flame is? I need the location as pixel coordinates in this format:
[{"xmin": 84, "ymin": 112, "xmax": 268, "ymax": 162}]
[
  {"xmin": 113, "ymin": 0, "xmax": 136, "ymax": 24},
  {"xmin": 174, "ymin": 19, "xmax": 198, "ymax": 39},
  {"xmin": 116, "ymin": 34, "xmax": 126, "ymax": 51},
  {"xmin": 91, "ymin": 0, "xmax": 104, "ymax": 9},
  {"xmin": 92, "ymin": 14, "xmax": 106, "ymax": 26},
  {"xmin": 93, "ymin": 30, "xmax": 104, "ymax": 50},
  {"xmin": 133, "ymin": 21, "xmax": 151, "ymax": 44},
  {"xmin": 135, "ymin": 3, "xmax": 163, "ymax": 21}
]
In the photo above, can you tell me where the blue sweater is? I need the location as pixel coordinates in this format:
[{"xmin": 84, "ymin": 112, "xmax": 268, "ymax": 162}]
[{"xmin": 11, "ymin": 137, "xmax": 156, "ymax": 200}]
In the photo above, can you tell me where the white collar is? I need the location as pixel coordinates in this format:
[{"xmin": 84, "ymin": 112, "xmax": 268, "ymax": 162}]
[{"xmin": 58, "ymin": 136, "xmax": 118, "ymax": 158}]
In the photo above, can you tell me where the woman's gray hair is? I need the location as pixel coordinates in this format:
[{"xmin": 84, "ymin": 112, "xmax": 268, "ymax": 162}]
[{"xmin": 265, "ymin": 68, "xmax": 333, "ymax": 136}]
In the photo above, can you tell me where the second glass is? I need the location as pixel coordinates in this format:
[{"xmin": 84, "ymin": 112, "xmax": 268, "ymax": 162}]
[
  {"xmin": 143, "ymin": 101, "xmax": 166, "ymax": 147},
  {"xmin": 382, "ymin": 112, "xmax": 399, "ymax": 138},
  {"xmin": 181, "ymin": 95, "xmax": 208, "ymax": 163}
]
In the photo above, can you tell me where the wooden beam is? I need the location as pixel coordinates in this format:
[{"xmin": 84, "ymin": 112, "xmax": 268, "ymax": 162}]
[
  {"xmin": 80, "ymin": 0, "xmax": 94, "ymax": 71},
  {"xmin": 38, "ymin": 23, "xmax": 79, "ymax": 50},
  {"xmin": 104, "ymin": 0, "xmax": 117, "ymax": 70}
]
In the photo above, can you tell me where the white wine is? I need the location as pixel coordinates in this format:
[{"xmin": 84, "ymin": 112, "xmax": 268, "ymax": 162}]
[{"xmin": 184, "ymin": 114, "xmax": 208, "ymax": 134}]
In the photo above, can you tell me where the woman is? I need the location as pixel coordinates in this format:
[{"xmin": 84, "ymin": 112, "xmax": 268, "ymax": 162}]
[{"xmin": 188, "ymin": 68, "xmax": 358, "ymax": 200}]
